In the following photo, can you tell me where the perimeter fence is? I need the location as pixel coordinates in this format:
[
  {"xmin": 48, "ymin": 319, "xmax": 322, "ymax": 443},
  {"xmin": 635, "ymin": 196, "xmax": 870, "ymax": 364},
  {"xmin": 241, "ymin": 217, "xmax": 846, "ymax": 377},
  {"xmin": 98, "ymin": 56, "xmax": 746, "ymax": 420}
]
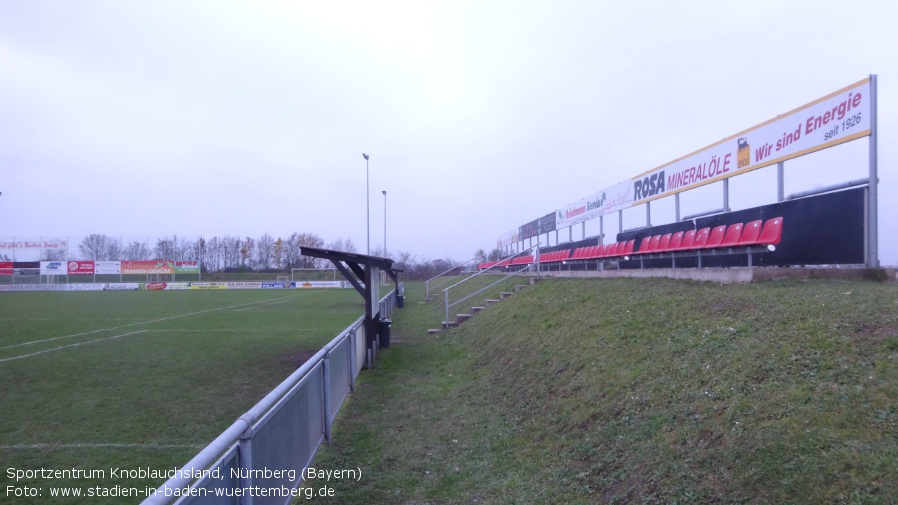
[{"xmin": 141, "ymin": 287, "xmax": 400, "ymax": 505}]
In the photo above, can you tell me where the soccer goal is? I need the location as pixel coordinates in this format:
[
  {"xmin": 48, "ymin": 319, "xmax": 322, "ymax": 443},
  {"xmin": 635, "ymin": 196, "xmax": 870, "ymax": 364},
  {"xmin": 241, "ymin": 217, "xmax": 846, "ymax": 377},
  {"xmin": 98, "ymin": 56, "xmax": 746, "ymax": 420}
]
[{"xmin": 291, "ymin": 267, "xmax": 337, "ymax": 282}]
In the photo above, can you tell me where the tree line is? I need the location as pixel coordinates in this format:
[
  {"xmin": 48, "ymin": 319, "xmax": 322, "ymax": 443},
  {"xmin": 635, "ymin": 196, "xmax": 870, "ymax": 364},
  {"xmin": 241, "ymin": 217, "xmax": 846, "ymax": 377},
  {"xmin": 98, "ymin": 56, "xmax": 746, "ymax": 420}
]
[{"xmin": 66, "ymin": 233, "xmax": 485, "ymax": 280}]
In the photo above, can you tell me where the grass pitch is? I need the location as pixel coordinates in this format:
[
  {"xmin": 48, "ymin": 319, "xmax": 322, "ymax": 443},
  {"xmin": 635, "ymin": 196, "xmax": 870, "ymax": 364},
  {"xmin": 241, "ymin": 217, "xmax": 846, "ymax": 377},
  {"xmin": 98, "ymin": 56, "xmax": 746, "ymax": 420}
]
[{"xmin": 0, "ymin": 288, "xmax": 362, "ymax": 504}]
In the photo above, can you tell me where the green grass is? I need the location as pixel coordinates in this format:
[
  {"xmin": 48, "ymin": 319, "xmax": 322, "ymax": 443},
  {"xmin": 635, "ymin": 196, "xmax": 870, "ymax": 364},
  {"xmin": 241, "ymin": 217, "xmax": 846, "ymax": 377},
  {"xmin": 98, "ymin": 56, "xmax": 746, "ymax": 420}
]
[
  {"xmin": 311, "ymin": 277, "xmax": 898, "ymax": 504},
  {"xmin": 0, "ymin": 289, "xmax": 363, "ymax": 504}
]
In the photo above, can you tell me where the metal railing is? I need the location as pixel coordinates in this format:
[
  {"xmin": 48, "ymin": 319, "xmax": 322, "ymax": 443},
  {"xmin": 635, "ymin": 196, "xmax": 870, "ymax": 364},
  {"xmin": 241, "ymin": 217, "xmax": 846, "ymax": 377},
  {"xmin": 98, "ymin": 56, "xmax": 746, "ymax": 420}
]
[
  {"xmin": 142, "ymin": 287, "xmax": 399, "ymax": 505},
  {"xmin": 424, "ymin": 257, "xmax": 477, "ymax": 300},
  {"xmin": 443, "ymin": 247, "xmax": 537, "ymax": 325}
]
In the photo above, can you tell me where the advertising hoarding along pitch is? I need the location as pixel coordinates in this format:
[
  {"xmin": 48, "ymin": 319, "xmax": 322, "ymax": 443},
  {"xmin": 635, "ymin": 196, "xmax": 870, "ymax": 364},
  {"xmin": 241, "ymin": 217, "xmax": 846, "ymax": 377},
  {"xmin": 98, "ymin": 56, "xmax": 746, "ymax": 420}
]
[
  {"xmin": 504, "ymin": 77, "xmax": 873, "ymax": 245},
  {"xmin": 122, "ymin": 261, "xmax": 174, "ymax": 275},
  {"xmin": 95, "ymin": 261, "xmax": 121, "ymax": 275},
  {"xmin": 629, "ymin": 77, "xmax": 872, "ymax": 205},
  {"xmin": 68, "ymin": 261, "xmax": 95, "ymax": 275}
]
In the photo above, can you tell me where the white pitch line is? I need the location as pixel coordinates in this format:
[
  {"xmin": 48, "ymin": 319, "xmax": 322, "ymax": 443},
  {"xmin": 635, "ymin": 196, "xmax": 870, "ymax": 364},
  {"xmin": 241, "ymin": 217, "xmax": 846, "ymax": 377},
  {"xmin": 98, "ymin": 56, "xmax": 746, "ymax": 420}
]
[
  {"xmin": 0, "ymin": 330, "xmax": 149, "ymax": 363},
  {"xmin": 0, "ymin": 442, "xmax": 205, "ymax": 450},
  {"xmin": 0, "ymin": 295, "xmax": 298, "ymax": 351}
]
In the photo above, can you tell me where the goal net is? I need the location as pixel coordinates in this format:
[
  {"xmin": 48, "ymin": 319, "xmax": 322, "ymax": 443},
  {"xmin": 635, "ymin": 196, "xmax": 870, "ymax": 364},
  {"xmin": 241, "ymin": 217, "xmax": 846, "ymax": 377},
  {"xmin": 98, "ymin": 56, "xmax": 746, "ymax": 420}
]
[{"xmin": 291, "ymin": 267, "xmax": 337, "ymax": 282}]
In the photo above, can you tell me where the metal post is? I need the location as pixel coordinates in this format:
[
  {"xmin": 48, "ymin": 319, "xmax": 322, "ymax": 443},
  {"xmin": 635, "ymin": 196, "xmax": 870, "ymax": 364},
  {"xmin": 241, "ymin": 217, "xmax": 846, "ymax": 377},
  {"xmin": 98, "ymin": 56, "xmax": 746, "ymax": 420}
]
[
  {"xmin": 599, "ymin": 215, "xmax": 604, "ymax": 244},
  {"xmin": 322, "ymin": 352, "xmax": 332, "ymax": 445},
  {"xmin": 723, "ymin": 178, "xmax": 730, "ymax": 212},
  {"xmin": 777, "ymin": 161, "xmax": 785, "ymax": 202},
  {"xmin": 867, "ymin": 74, "xmax": 879, "ymax": 268},
  {"xmin": 363, "ymin": 153, "xmax": 370, "ymax": 255},
  {"xmin": 348, "ymin": 329, "xmax": 356, "ymax": 393},
  {"xmin": 675, "ymin": 193, "xmax": 681, "ymax": 221},
  {"xmin": 238, "ymin": 416, "xmax": 255, "ymax": 505},
  {"xmin": 646, "ymin": 201, "xmax": 651, "ymax": 227},
  {"xmin": 382, "ymin": 190, "xmax": 387, "ymax": 257},
  {"xmin": 444, "ymin": 289, "xmax": 450, "ymax": 329}
]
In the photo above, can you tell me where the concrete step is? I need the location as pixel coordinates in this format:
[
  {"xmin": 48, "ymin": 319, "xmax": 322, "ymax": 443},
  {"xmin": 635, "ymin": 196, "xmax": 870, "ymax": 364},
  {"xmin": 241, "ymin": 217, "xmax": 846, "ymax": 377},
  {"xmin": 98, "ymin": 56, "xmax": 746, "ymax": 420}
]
[
  {"xmin": 456, "ymin": 313, "xmax": 472, "ymax": 324},
  {"xmin": 499, "ymin": 292, "xmax": 514, "ymax": 299},
  {"xmin": 427, "ymin": 328, "xmax": 442, "ymax": 335},
  {"xmin": 441, "ymin": 321, "xmax": 458, "ymax": 330},
  {"xmin": 471, "ymin": 306, "xmax": 485, "ymax": 314},
  {"xmin": 515, "ymin": 284, "xmax": 527, "ymax": 292},
  {"xmin": 485, "ymin": 299, "xmax": 500, "ymax": 306}
]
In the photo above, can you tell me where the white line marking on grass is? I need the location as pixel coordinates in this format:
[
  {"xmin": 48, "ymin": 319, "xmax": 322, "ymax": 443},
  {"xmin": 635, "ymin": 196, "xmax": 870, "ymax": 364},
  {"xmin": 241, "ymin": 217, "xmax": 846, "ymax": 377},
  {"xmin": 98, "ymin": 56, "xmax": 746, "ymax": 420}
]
[
  {"xmin": 0, "ymin": 443, "xmax": 205, "ymax": 450},
  {"xmin": 0, "ymin": 330, "xmax": 149, "ymax": 363},
  {"xmin": 233, "ymin": 298, "xmax": 289, "ymax": 312},
  {"xmin": 1, "ymin": 295, "xmax": 298, "ymax": 351}
]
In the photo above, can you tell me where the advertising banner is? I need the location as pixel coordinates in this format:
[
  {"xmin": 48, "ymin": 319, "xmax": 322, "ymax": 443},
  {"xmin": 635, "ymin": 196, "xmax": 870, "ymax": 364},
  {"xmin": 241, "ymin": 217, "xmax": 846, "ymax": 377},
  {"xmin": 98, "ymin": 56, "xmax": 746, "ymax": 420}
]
[
  {"xmin": 556, "ymin": 181, "xmax": 633, "ymax": 228},
  {"xmin": 0, "ymin": 262, "xmax": 12, "ymax": 275},
  {"xmin": 504, "ymin": 77, "xmax": 874, "ymax": 244},
  {"xmin": 537, "ymin": 212, "xmax": 557, "ymax": 235},
  {"xmin": 226, "ymin": 282, "xmax": 262, "ymax": 289},
  {"xmin": 95, "ymin": 261, "xmax": 121, "ymax": 275},
  {"xmin": 175, "ymin": 260, "xmax": 200, "ymax": 274},
  {"xmin": 102, "ymin": 283, "xmax": 139, "ymax": 291},
  {"xmin": 14, "ymin": 262, "xmax": 39, "ymax": 275},
  {"xmin": 630, "ymin": 77, "xmax": 872, "ymax": 206},
  {"xmin": 190, "ymin": 282, "xmax": 229, "ymax": 289},
  {"xmin": 0, "ymin": 237, "xmax": 68, "ymax": 251},
  {"xmin": 41, "ymin": 261, "xmax": 68, "ymax": 276},
  {"xmin": 295, "ymin": 281, "xmax": 349, "ymax": 288},
  {"xmin": 67, "ymin": 261, "xmax": 95, "ymax": 275},
  {"xmin": 122, "ymin": 261, "xmax": 174, "ymax": 275},
  {"xmin": 66, "ymin": 283, "xmax": 105, "ymax": 291},
  {"xmin": 519, "ymin": 219, "xmax": 539, "ymax": 240}
]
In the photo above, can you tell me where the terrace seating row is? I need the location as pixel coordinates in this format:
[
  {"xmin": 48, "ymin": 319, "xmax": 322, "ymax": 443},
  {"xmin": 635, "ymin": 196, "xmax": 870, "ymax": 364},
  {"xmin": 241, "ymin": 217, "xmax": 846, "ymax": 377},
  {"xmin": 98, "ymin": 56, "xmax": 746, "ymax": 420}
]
[
  {"xmin": 630, "ymin": 217, "xmax": 783, "ymax": 256},
  {"xmin": 476, "ymin": 217, "xmax": 783, "ymax": 271}
]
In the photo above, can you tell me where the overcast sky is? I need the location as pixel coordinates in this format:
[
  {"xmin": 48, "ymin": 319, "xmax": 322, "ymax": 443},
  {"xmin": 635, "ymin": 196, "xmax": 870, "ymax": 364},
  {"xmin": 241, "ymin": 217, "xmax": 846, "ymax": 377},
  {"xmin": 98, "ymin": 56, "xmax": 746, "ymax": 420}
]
[{"xmin": 1, "ymin": 0, "xmax": 896, "ymax": 265}]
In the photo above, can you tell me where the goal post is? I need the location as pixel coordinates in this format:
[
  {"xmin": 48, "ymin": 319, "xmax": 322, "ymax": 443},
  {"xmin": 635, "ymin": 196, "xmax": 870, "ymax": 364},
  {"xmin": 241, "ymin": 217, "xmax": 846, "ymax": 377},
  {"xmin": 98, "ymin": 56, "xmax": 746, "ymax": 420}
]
[{"xmin": 291, "ymin": 267, "xmax": 337, "ymax": 282}]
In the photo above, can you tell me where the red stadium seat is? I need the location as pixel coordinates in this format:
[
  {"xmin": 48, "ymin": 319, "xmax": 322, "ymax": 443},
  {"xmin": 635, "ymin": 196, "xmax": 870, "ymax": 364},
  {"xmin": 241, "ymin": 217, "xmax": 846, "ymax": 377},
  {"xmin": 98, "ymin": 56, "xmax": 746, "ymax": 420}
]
[
  {"xmin": 605, "ymin": 242, "xmax": 621, "ymax": 258},
  {"xmin": 622, "ymin": 239, "xmax": 636, "ymax": 256},
  {"xmin": 691, "ymin": 228, "xmax": 711, "ymax": 249},
  {"xmin": 645, "ymin": 235, "xmax": 663, "ymax": 253},
  {"xmin": 634, "ymin": 236, "xmax": 652, "ymax": 254},
  {"xmin": 657, "ymin": 233, "xmax": 673, "ymax": 252},
  {"xmin": 668, "ymin": 231, "xmax": 685, "ymax": 251},
  {"xmin": 738, "ymin": 220, "xmax": 763, "ymax": 245},
  {"xmin": 719, "ymin": 223, "xmax": 744, "ymax": 247},
  {"xmin": 750, "ymin": 217, "xmax": 784, "ymax": 246},
  {"xmin": 677, "ymin": 229, "xmax": 697, "ymax": 250},
  {"xmin": 702, "ymin": 225, "xmax": 728, "ymax": 249}
]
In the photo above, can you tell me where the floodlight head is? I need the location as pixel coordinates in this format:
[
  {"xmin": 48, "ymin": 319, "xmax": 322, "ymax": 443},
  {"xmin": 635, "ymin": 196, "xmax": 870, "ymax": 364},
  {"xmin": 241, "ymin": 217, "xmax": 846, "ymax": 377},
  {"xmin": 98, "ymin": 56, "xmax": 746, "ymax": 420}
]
[
  {"xmin": 362, "ymin": 153, "xmax": 369, "ymax": 160},
  {"xmin": 382, "ymin": 190, "xmax": 386, "ymax": 196}
]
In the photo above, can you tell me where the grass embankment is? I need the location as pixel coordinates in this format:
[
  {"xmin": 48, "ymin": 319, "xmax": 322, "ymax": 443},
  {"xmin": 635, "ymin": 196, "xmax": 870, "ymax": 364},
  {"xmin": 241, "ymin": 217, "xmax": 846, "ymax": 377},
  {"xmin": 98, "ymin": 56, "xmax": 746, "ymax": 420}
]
[{"xmin": 312, "ymin": 277, "xmax": 898, "ymax": 504}]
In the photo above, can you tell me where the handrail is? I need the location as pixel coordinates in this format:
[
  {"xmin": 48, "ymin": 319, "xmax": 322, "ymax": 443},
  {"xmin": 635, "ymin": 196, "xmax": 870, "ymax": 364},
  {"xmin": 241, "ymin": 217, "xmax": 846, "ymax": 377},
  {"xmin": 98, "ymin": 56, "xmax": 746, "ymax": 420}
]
[
  {"xmin": 424, "ymin": 257, "xmax": 476, "ymax": 300},
  {"xmin": 443, "ymin": 246, "xmax": 537, "ymax": 325},
  {"xmin": 785, "ymin": 177, "xmax": 869, "ymax": 200}
]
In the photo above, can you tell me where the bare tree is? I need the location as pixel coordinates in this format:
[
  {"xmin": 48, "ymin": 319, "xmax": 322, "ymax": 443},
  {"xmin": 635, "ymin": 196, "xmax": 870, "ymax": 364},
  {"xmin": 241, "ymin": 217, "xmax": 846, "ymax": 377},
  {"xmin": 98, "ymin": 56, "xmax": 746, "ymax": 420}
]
[
  {"xmin": 240, "ymin": 236, "xmax": 255, "ymax": 269},
  {"xmin": 273, "ymin": 237, "xmax": 284, "ymax": 270},
  {"xmin": 256, "ymin": 234, "xmax": 275, "ymax": 270},
  {"xmin": 327, "ymin": 237, "xmax": 358, "ymax": 254},
  {"xmin": 124, "ymin": 240, "xmax": 151, "ymax": 260},
  {"xmin": 79, "ymin": 234, "xmax": 122, "ymax": 261},
  {"xmin": 154, "ymin": 237, "xmax": 177, "ymax": 260},
  {"xmin": 43, "ymin": 248, "xmax": 66, "ymax": 261}
]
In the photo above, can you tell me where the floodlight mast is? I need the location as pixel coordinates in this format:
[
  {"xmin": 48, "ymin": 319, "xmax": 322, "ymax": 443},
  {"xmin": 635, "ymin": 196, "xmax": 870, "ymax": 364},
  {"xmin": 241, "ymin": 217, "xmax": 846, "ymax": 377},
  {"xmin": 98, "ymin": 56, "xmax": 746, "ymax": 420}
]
[{"xmin": 362, "ymin": 153, "xmax": 370, "ymax": 255}]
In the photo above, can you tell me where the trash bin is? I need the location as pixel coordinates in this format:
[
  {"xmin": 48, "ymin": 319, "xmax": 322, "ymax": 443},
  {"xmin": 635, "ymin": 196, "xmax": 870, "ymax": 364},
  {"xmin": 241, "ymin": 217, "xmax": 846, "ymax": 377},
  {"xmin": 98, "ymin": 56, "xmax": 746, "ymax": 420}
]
[
  {"xmin": 397, "ymin": 295, "xmax": 404, "ymax": 308},
  {"xmin": 379, "ymin": 319, "xmax": 392, "ymax": 349}
]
